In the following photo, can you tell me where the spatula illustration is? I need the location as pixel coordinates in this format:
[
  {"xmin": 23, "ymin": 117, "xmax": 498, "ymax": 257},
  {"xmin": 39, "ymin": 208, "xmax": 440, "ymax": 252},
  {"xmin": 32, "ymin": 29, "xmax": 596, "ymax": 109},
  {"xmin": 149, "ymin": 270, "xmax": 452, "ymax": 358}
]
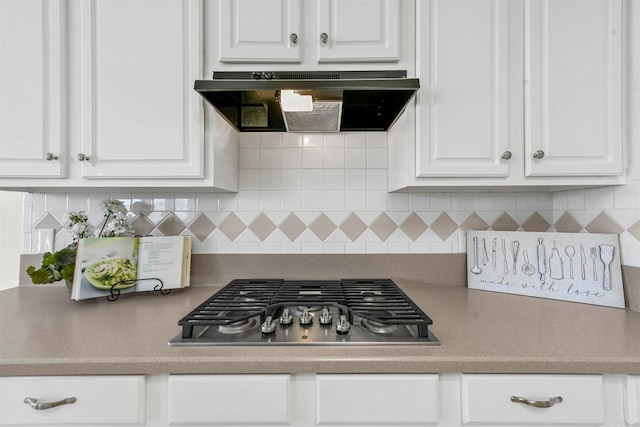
[{"xmin": 599, "ymin": 245, "xmax": 614, "ymax": 290}]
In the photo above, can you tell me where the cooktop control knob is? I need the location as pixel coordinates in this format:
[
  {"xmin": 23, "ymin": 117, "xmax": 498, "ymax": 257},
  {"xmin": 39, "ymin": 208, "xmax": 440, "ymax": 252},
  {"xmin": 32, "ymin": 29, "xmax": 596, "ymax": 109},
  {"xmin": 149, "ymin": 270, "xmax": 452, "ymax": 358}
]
[
  {"xmin": 299, "ymin": 308, "xmax": 313, "ymax": 326},
  {"xmin": 319, "ymin": 307, "xmax": 332, "ymax": 325},
  {"xmin": 279, "ymin": 308, "xmax": 293, "ymax": 325},
  {"xmin": 336, "ymin": 314, "xmax": 351, "ymax": 335},
  {"xmin": 261, "ymin": 316, "xmax": 276, "ymax": 334}
]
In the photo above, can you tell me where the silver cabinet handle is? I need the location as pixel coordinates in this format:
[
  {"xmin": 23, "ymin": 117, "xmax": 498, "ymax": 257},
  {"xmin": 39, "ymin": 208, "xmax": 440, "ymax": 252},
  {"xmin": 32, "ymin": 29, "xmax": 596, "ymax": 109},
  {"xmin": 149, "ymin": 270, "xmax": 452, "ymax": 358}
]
[
  {"xmin": 289, "ymin": 33, "xmax": 298, "ymax": 44},
  {"xmin": 533, "ymin": 150, "xmax": 545, "ymax": 159},
  {"xmin": 24, "ymin": 397, "xmax": 76, "ymax": 410},
  {"xmin": 510, "ymin": 395, "xmax": 562, "ymax": 408},
  {"xmin": 45, "ymin": 153, "xmax": 58, "ymax": 161},
  {"xmin": 501, "ymin": 151, "xmax": 512, "ymax": 160},
  {"xmin": 76, "ymin": 153, "xmax": 90, "ymax": 161},
  {"xmin": 320, "ymin": 32, "xmax": 328, "ymax": 44}
]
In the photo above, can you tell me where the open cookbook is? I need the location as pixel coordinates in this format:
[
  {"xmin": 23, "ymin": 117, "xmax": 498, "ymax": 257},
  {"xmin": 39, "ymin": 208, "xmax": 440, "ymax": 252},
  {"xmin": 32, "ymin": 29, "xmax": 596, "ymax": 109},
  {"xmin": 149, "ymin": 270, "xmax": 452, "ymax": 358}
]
[{"xmin": 70, "ymin": 236, "xmax": 191, "ymax": 301}]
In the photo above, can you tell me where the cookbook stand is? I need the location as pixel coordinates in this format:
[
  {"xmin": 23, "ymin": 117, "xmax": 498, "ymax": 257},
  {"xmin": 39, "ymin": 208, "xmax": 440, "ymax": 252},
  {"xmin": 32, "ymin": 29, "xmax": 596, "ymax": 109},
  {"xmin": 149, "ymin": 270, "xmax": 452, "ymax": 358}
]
[{"xmin": 106, "ymin": 278, "xmax": 170, "ymax": 302}]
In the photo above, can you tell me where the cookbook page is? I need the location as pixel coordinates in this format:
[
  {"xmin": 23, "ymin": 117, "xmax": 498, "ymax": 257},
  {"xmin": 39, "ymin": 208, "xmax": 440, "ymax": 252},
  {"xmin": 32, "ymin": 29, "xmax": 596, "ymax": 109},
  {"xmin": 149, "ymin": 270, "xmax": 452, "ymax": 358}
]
[{"xmin": 136, "ymin": 236, "xmax": 191, "ymax": 292}]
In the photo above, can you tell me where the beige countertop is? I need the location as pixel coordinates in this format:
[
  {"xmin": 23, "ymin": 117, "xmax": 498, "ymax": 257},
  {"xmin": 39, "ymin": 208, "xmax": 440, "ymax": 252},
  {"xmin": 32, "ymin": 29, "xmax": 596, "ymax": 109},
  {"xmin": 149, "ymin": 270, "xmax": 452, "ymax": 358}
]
[{"xmin": 1, "ymin": 283, "xmax": 639, "ymax": 376}]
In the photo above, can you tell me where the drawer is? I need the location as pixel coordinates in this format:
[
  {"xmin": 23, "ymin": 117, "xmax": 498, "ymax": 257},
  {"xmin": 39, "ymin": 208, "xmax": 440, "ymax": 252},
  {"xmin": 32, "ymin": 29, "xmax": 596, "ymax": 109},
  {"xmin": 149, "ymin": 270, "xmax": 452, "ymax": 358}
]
[
  {"xmin": 624, "ymin": 375, "xmax": 640, "ymax": 425},
  {"xmin": 0, "ymin": 375, "xmax": 145, "ymax": 425},
  {"xmin": 169, "ymin": 374, "xmax": 290, "ymax": 424},
  {"xmin": 461, "ymin": 374, "xmax": 604, "ymax": 425},
  {"xmin": 316, "ymin": 374, "xmax": 439, "ymax": 424}
]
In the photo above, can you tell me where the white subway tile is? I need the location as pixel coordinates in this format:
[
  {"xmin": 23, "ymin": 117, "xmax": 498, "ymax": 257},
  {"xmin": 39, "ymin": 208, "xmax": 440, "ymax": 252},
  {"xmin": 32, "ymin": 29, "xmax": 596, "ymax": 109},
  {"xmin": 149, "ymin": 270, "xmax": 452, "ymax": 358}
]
[
  {"xmin": 282, "ymin": 133, "xmax": 303, "ymax": 147},
  {"xmin": 175, "ymin": 194, "xmax": 196, "ymax": 211},
  {"xmin": 218, "ymin": 193, "xmax": 239, "ymax": 211},
  {"xmin": 324, "ymin": 134, "xmax": 345, "ymax": 147},
  {"xmin": 324, "ymin": 169, "xmax": 345, "ymax": 189},
  {"xmin": 366, "ymin": 147, "xmax": 387, "ymax": 168},
  {"xmin": 239, "ymin": 133, "xmax": 260, "ymax": 148},
  {"xmin": 260, "ymin": 169, "xmax": 282, "ymax": 190},
  {"xmin": 324, "ymin": 190, "xmax": 345, "ymax": 211},
  {"xmin": 494, "ymin": 192, "xmax": 517, "ymax": 210},
  {"xmin": 67, "ymin": 193, "xmax": 89, "ymax": 211},
  {"xmin": 388, "ymin": 193, "xmax": 409, "ymax": 211},
  {"xmin": 282, "ymin": 191, "xmax": 303, "ymax": 211},
  {"xmin": 260, "ymin": 133, "xmax": 281, "ymax": 148},
  {"xmin": 44, "ymin": 194, "xmax": 66, "ymax": 212},
  {"xmin": 239, "ymin": 170, "xmax": 260, "ymax": 190},
  {"xmin": 366, "ymin": 191, "xmax": 388, "ymax": 211},
  {"xmin": 366, "ymin": 169, "xmax": 387, "ymax": 190},
  {"xmin": 409, "ymin": 193, "xmax": 430, "ymax": 211},
  {"xmin": 302, "ymin": 134, "xmax": 323, "ymax": 148},
  {"xmin": 324, "ymin": 242, "xmax": 345, "ymax": 253},
  {"xmin": 260, "ymin": 148, "xmax": 282, "ymax": 169},
  {"xmin": 197, "ymin": 194, "xmax": 218, "ymax": 211},
  {"xmin": 260, "ymin": 191, "xmax": 282, "ymax": 211},
  {"xmin": 366, "ymin": 132, "xmax": 387, "ymax": 148},
  {"xmin": 239, "ymin": 148, "xmax": 260, "ymax": 169},
  {"xmin": 324, "ymin": 147, "xmax": 345, "ymax": 168},
  {"xmin": 345, "ymin": 169, "xmax": 367, "ymax": 190},
  {"xmin": 345, "ymin": 133, "xmax": 366, "ymax": 147},
  {"xmin": 238, "ymin": 191, "xmax": 261, "ymax": 211},
  {"xmin": 452, "ymin": 193, "xmax": 474, "ymax": 211},
  {"xmin": 303, "ymin": 190, "xmax": 324, "ymax": 211},
  {"xmin": 430, "ymin": 193, "xmax": 452, "ymax": 211},
  {"xmin": 585, "ymin": 187, "xmax": 614, "ymax": 209},
  {"xmin": 302, "ymin": 147, "xmax": 323, "ymax": 168},
  {"xmin": 281, "ymin": 169, "xmax": 303, "ymax": 190},
  {"xmin": 303, "ymin": 169, "xmax": 324, "ymax": 189},
  {"xmin": 282, "ymin": 147, "xmax": 303, "ymax": 168},
  {"xmin": 345, "ymin": 147, "xmax": 366, "ymax": 168},
  {"xmin": 472, "ymin": 193, "xmax": 495, "ymax": 211},
  {"xmin": 345, "ymin": 191, "xmax": 367, "ymax": 211}
]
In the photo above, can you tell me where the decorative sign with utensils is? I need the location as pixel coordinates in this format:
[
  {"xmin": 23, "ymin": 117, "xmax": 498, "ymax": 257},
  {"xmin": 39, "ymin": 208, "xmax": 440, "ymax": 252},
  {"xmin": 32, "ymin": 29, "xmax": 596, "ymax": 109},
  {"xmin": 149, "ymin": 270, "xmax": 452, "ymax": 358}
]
[{"xmin": 466, "ymin": 231, "xmax": 625, "ymax": 308}]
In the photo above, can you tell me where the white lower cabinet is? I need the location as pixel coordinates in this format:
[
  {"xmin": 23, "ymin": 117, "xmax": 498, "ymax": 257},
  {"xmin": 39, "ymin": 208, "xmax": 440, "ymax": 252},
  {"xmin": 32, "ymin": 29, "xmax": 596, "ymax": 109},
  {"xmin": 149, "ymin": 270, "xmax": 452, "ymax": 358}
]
[
  {"xmin": 461, "ymin": 374, "xmax": 605, "ymax": 425},
  {"xmin": 0, "ymin": 375, "xmax": 145, "ymax": 425},
  {"xmin": 315, "ymin": 374, "xmax": 439, "ymax": 424},
  {"xmin": 168, "ymin": 374, "xmax": 291, "ymax": 425},
  {"xmin": 625, "ymin": 375, "xmax": 640, "ymax": 425}
]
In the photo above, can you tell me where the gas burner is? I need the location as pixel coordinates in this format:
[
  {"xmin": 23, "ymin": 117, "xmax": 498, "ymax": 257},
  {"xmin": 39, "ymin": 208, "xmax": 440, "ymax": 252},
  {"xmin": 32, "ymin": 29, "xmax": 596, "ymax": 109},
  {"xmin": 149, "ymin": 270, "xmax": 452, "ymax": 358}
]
[
  {"xmin": 360, "ymin": 311, "xmax": 397, "ymax": 334},
  {"xmin": 217, "ymin": 318, "xmax": 257, "ymax": 334},
  {"xmin": 170, "ymin": 279, "xmax": 439, "ymax": 345}
]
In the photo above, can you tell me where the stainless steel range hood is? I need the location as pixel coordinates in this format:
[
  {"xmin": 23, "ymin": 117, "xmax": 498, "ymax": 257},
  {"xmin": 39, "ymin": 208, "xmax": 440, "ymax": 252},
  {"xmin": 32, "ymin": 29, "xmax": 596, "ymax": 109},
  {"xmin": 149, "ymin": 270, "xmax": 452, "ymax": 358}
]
[{"xmin": 194, "ymin": 71, "xmax": 419, "ymax": 133}]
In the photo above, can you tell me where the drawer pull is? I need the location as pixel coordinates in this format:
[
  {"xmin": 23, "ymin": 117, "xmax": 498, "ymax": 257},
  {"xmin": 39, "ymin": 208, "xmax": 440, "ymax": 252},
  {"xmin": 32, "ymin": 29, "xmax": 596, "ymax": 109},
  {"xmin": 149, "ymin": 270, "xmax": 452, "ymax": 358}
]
[
  {"xmin": 24, "ymin": 396, "xmax": 76, "ymax": 410},
  {"xmin": 510, "ymin": 395, "xmax": 562, "ymax": 408}
]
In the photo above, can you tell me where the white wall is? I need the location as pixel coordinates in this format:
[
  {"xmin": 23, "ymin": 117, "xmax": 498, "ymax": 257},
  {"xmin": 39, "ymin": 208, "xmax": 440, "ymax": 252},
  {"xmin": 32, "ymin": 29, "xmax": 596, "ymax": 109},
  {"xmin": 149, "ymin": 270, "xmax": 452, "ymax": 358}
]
[{"xmin": 0, "ymin": 191, "xmax": 23, "ymax": 289}]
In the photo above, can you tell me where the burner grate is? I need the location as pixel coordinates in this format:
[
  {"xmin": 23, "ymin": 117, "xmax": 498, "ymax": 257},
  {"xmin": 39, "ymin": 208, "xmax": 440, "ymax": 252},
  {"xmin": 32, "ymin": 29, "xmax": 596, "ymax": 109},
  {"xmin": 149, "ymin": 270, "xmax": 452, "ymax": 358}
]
[{"xmin": 176, "ymin": 279, "xmax": 433, "ymax": 339}]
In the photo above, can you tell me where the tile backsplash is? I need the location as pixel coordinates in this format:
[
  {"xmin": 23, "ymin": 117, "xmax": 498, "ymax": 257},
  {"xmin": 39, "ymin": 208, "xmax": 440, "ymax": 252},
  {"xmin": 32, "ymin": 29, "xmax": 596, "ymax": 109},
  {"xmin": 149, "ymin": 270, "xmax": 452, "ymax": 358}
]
[{"xmin": 22, "ymin": 132, "xmax": 640, "ymax": 268}]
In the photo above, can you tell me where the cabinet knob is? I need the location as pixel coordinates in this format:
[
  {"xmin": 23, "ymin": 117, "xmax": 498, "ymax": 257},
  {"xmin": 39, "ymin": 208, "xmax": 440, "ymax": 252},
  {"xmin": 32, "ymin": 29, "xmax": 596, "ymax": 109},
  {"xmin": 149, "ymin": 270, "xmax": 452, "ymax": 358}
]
[
  {"xmin": 510, "ymin": 395, "xmax": 563, "ymax": 409},
  {"xmin": 501, "ymin": 151, "xmax": 512, "ymax": 160},
  {"xmin": 289, "ymin": 33, "xmax": 298, "ymax": 44},
  {"xmin": 320, "ymin": 32, "xmax": 328, "ymax": 44},
  {"xmin": 533, "ymin": 150, "xmax": 545, "ymax": 159},
  {"xmin": 24, "ymin": 397, "xmax": 76, "ymax": 410},
  {"xmin": 76, "ymin": 153, "xmax": 90, "ymax": 161},
  {"xmin": 45, "ymin": 153, "xmax": 58, "ymax": 161}
]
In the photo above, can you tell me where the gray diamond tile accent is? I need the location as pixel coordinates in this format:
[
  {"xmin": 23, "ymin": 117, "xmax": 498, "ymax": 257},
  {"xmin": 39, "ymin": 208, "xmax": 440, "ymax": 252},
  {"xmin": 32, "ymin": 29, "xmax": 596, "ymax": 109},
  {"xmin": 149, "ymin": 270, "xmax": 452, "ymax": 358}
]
[
  {"xmin": 339, "ymin": 213, "xmax": 368, "ymax": 241},
  {"xmin": 491, "ymin": 212, "xmax": 519, "ymax": 231},
  {"xmin": 187, "ymin": 213, "xmax": 216, "ymax": 241},
  {"xmin": 522, "ymin": 212, "xmax": 552, "ymax": 232},
  {"xmin": 309, "ymin": 213, "xmax": 338, "ymax": 241},
  {"xmin": 459, "ymin": 213, "xmax": 489, "ymax": 231},
  {"xmin": 248, "ymin": 213, "xmax": 277, "ymax": 241},
  {"xmin": 156, "ymin": 213, "xmax": 186, "ymax": 236},
  {"xmin": 585, "ymin": 212, "xmax": 625, "ymax": 234},
  {"xmin": 34, "ymin": 213, "xmax": 63, "ymax": 230},
  {"xmin": 628, "ymin": 220, "xmax": 640, "ymax": 241},
  {"xmin": 554, "ymin": 212, "xmax": 583, "ymax": 233},
  {"xmin": 279, "ymin": 213, "xmax": 307, "ymax": 241},
  {"xmin": 132, "ymin": 214, "xmax": 155, "ymax": 237},
  {"xmin": 218, "ymin": 213, "xmax": 246, "ymax": 241},
  {"xmin": 399, "ymin": 213, "xmax": 428, "ymax": 241},
  {"xmin": 430, "ymin": 213, "xmax": 458, "ymax": 241},
  {"xmin": 370, "ymin": 213, "xmax": 397, "ymax": 241}
]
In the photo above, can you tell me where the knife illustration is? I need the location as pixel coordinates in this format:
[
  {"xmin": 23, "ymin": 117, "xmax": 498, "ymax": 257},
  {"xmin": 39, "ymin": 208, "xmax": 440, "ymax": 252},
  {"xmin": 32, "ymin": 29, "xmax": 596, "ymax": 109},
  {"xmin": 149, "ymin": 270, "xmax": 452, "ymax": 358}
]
[
  {"xmin": 537, "ymin": 238, "xmax": 546, "ymax": 281},
  {"xmin": 580, "ymin": 244, "xmax": 586, "ymax": 280},
  {"xmin": 491, "ymin": 238, "xmax": 497, "ymax": 271}
]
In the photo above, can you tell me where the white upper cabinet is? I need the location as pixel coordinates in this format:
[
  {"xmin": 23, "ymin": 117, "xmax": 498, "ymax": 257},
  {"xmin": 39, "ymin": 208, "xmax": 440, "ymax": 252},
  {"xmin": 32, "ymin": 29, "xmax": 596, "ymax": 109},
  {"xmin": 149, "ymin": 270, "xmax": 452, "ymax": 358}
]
[
  {"xmin": 0, "ymin": 0, "xmax": 66, "ymax": 179},
  {"xmin": 416, "ymin": 0, "xmax": 512, "ymax": 178},
  {"xmin": 78, "ymin": 0, "xmax": 204, "ymax": 180},
  {"xmin": 524, "ymin": 0, "xmax": 623, "ymax": 177},
  {"xmin": 316, "ymin": 0, "xmax": 401, "ymax": 63},
  {"xmin": 218, "ymin": 0, "xmax": 301, "ymax": 63},
  {"xmin": 390, "ymin": 0, "xmax": 625, "ymax": 190},
  {"xmin": 0, "ymin": 0, "xmax": 238, "ymax": 191},
  {"xmin": 212, "ymin": 0, "xmax": 408, "ymax": 68}
]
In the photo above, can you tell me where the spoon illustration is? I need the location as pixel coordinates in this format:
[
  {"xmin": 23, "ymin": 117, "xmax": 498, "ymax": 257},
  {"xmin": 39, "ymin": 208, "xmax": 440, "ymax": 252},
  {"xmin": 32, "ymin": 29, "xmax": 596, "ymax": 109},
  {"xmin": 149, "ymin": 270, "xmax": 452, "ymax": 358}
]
[
  {"xmin": 564, "ymin": 245, "xmax": 575, "ymax": 279},
  {"xmin": 471, "ymin": 237, "xmax": 482, "ymax": 274},
  {"xmin": 521, "ymin": 250, "xmax": 535, "ymax": 277}
]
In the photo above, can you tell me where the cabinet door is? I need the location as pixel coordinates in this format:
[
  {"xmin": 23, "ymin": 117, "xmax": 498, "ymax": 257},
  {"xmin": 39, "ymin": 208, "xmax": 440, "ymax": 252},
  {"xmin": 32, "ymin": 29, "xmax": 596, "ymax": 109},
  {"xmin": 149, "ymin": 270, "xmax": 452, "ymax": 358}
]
[
  {"xmin": 525, "ymin": 0, "xmax": 623, "ymax": 177},
  {"xmin": 316, "ymin": 0, "xmax": 401, "ymax": 63},
  {"xmin": 316, "ymin": 374, "xmax": 439, "ymax": 424},
  {"xmin": 169, "ymin": 374, "xmax": 290, "ymax": 424},
  {"xmin": 0, "ymin": 0, "xmax": 66, "ymax": 179},
  {"xmin": 625, "ymin": 375, "xmax": 640, "ymax": 425},
  {"xmin": 416, "ymin": 0, "xmax": 513, "ymax": 177},
  {"xmin": 218, "ymin": 0, "xmax": 301, "ymax": 63},
  {"xmin": 79, "ymin": 0, "xmax": 204, "ymax": 179},
  {"xmin": 0, "ymin": 376, "xmax": 145, "ymax": 425}
]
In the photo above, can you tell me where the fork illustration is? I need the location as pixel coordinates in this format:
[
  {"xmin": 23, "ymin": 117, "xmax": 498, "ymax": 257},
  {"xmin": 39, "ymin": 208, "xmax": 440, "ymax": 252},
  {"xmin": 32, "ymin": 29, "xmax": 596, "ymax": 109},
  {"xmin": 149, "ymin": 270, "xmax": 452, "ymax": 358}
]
[{"xmin": 590, "ymin": 247, "xmax": 598, "ymax": 281}]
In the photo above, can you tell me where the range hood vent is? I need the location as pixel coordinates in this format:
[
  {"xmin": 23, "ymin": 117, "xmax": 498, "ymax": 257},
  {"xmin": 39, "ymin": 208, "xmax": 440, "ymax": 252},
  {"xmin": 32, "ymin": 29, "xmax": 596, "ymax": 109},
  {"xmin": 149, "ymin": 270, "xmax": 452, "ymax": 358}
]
[{"xmin": 194, "ymin": 70, "xmax": 419, "ymax": 133}]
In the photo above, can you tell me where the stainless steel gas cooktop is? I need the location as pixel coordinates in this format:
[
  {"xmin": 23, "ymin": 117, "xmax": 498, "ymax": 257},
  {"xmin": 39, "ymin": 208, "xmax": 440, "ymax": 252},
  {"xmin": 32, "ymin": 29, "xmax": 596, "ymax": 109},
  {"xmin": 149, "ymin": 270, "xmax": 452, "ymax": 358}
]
[{"xmin": 169, "ymin": 279, "xmax": 439, "ymax": 346}]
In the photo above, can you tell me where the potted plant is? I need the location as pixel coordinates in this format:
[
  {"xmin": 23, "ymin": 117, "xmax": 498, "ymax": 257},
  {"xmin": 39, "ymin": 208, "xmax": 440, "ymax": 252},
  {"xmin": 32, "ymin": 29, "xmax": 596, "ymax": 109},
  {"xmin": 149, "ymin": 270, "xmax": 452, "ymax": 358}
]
[{"xmin": 26, "ymin": 199, "xmax": 134, "ymax": 290}]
